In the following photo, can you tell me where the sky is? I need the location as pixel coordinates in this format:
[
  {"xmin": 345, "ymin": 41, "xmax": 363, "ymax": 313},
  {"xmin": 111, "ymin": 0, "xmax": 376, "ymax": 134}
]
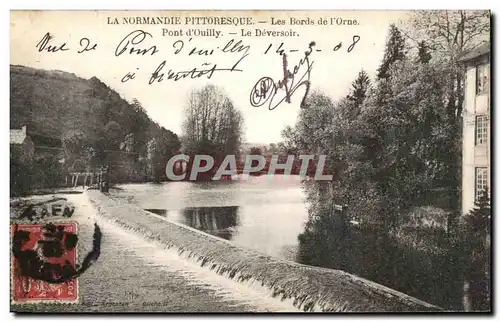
[{"xmin": 10, "ymin": 10, "xmax": 409, "ymax": 144}]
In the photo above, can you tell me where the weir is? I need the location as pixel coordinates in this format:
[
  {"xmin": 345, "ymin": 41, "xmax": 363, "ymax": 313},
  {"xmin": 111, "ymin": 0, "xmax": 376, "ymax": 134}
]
[{"xmin": 86, "ymin": 191, "xmax": 442, "ymax": 312}]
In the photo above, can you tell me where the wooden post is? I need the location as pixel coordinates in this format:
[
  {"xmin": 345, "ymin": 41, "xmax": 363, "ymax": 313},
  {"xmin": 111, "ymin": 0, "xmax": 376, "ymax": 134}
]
[
  {"xmin": 101, "ymin": 166, "xmax": 109, "ymax": 193},
  {"xmin": 463, "ymin": 280, "xmax": 471, "ymax": 311},
  {"xmin": 74, "ymin": 173, "xmax": 79, "ymax": 188},
  {"xmin": 89, "ymin": 174, "xmax": 94, "ymax": 188}
]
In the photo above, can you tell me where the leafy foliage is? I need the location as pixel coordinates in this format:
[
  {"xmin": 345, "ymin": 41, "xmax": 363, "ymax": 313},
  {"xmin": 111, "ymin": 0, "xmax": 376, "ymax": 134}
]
[
  {"xmin": 10, "ymin": 65, "xmax": 181, "ymax": 190},
  {"xmin": 182, "ymin": 85, "xmax": 244, "ymax": 157},
  {"xmin": 377, "ymin": 24, "xmax": 407, "ymax": 80},
  {"xmin": 417, "ymin": 41, "xmax": 432, "ymax": 64},
  {"xmin": 289, "ymin": 15, "xmax": 490, "ymax": 309},
  {"xmin": 460, "ymin": 190, "xmax": 490, "ymax": 311}
]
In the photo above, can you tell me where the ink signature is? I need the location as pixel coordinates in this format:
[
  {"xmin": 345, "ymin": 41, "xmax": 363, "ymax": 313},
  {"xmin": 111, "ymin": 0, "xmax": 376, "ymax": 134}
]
[{"xmin": 249, "ymin": 41, "xmax": 315, "ymax": 110}]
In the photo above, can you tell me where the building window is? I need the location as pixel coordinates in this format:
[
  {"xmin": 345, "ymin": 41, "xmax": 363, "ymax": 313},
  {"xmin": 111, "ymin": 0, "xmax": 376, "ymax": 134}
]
[
  {"xmin": 475, "ymin": 167, "xmax": 488, "ymax": 201},
  {"xmin": 475, "ymin": 115, "xmax": 488, "ymax": 145},
  {"xmin": 476, "ymin": 64, "xmax": 489, "ymax": 95}
]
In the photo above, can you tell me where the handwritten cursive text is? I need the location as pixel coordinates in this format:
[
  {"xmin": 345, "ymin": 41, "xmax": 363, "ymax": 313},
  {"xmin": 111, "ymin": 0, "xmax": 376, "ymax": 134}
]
[
  {"xmin": 249, "ymin": 41, "xmax": 315, "ymax": 110},
  {"xmin": 115, "ymin": 30, "xmax": 159, "ymax": 57}
]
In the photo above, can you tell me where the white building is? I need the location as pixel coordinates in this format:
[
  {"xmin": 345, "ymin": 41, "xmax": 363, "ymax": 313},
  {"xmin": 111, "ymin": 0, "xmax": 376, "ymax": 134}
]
[{"xmin": 459, "ymin": 43, "xmax": 490, "ymax": 214}]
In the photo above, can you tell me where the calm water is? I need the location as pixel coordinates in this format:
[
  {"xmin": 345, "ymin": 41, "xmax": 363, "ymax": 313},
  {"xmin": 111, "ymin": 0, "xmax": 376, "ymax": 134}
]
[{"xmin": 111, "ymin": 176, "xmax": 309, "ymax": 260}]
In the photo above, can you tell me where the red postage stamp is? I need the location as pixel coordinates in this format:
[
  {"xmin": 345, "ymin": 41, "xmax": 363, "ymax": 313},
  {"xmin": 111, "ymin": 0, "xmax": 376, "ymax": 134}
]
[{"xmin": 11, "ymin": 223, "xmax": 78, "ymax": 304}]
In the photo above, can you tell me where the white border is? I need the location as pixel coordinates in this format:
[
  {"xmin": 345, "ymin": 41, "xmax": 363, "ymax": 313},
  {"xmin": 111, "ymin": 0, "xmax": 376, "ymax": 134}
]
[
  {"xmin": 2, "ymin": 0, "xmax": 498, "ymax": 9},
  {"xmin": 2, "ymin": 1, "xmax": 497, "ymax": 322}
]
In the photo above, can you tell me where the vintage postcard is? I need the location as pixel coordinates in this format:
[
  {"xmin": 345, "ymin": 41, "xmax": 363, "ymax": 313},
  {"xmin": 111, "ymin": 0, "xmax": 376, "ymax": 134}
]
[{"xmin": 10, "ymin": 10, "xmax": 491, "ymax": 313}]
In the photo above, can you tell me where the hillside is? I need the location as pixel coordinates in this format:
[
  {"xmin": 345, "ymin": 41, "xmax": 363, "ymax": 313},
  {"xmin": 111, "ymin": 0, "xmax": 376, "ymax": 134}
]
[
  {"xmin": 10, "ymin": 65, "xmax": 133, "ymax": 142},
  {"xmin": 10, "ymin": 65, "xmax": 181, "ymax": 194}
]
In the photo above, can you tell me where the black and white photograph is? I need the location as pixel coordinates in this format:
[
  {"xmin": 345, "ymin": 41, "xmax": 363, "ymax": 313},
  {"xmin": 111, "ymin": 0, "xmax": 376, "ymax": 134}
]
[{"xmin": 8, "ymin": 9, "xmax": 491, "ymax": 313}]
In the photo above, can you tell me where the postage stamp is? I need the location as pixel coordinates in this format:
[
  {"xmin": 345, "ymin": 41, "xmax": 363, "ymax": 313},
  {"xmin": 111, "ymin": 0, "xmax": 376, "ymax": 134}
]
[{"xmin": 11, "ymin": 222, "xmax": 79, "ymax": 304}]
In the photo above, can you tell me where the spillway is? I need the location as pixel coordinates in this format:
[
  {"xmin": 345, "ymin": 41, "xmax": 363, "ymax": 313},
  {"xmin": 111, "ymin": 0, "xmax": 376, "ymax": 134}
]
[{"xmin": 84, "ymin": 190, "xmax": 441, "ymax": 312}]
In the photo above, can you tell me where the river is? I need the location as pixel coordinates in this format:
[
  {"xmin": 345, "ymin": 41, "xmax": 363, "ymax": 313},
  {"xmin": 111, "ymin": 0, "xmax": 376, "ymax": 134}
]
[{"xmin": 110, "ymin": 175, "xmax": 309, "ymax": 261}]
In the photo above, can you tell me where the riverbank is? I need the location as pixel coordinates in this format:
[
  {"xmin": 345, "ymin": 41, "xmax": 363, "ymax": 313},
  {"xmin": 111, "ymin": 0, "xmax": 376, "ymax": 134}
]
[
  {"xmin": 10, "ymin": 190, "xmax": 442, "ymax": 312},
  {"xmin": 86, "ymin": 191, "xmax": 440, "ymax": 312}
]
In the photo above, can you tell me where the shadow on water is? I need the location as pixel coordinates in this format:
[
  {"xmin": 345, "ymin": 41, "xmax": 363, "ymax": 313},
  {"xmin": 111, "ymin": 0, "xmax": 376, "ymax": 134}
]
[
  {"xmin": 144, "ymin": 209, "xmax": 168, "ymax": 216},
  {"xmin": 181, "ymin": 206, "xmax": 240, "ymax": 241}
]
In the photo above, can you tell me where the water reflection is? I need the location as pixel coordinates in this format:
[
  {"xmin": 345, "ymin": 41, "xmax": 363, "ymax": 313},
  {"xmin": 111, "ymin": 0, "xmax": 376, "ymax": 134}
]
[
  {"xmin": 111, "ymin": 176, "xmax": 309, "ymax": 260},
  {"xmin": 182, "ymin": 206, "xmax": 239, "ymax": 241}
]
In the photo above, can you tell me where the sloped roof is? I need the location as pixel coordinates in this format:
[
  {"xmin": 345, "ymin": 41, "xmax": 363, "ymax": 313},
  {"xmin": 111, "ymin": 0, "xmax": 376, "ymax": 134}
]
[
  {"xmin": 10, "ymin": 129, "xmax": 26, "ymax": 145},
  {"xmin": 458, "ymin": 42, "xmax": 490, "ymax": 62}
]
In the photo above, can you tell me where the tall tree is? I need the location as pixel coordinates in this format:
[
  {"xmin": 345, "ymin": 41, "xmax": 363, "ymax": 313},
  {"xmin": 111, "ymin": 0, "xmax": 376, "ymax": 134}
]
[
  {"xmin": 182, "ymin": 85, "xmax": 244, "ymax": 157},
  {"xmin": 147, "ymin": 127, "xmax": 181, "ymax": 183},
  {"xmin": 347, "ymin": 70, "xmax": 371, "ymax": 119},
  {"xmin": 406, "ymin": 10, "xmax": 490, "ymax": 121},
  {"xmin": 417, "ymin": 41, "xmax": 432, "ymax": 64},
  {"xmin": 377, "ymin": 24, "xmax": 407, "ymax": 80},
  {"xmin": 405, "ymin": 10, "xmax": 490, "ymax": 211},
  {"xmin": 462, "ymin": 190, "xmax": 491, "ymax": 311},
  {"xmin": 283, "ymin": 92, "xmax": 353, "ymax": 270}
]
